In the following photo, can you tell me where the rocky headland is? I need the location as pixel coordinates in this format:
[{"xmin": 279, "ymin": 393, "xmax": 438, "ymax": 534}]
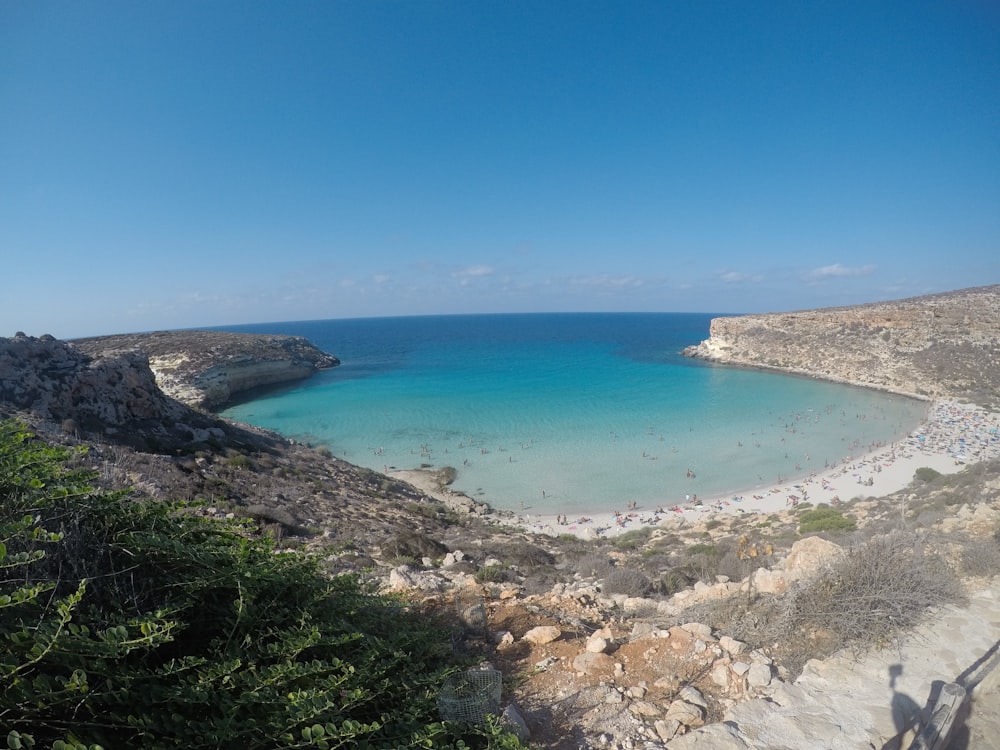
[
  {"xmin": 683, "ymin": 284, "xmax": 1000, "ymax": 407},
  {"xmin": 3, "ymin": 290, "xmax": 1000, "ymax": 749},
  {"xmin": 72, "ymin": 329, "xmax": 339, "ymax": 410}
]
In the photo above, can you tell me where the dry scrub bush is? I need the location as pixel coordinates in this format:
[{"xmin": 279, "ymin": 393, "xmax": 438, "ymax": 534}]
[
  {"xmin": 784, "ymin": 530, "xmax": 963, "ymax": 655},
  {"xmin": 602, "ymin": 568, "xmax": 652, "ymax": 597},
  {"xmin": 575, "ymin": 553, "xmax": 614, "ymax": 579},
  {"xmin": 959, "ymin": 533, "xmax": 1000, "ymax": 578}
]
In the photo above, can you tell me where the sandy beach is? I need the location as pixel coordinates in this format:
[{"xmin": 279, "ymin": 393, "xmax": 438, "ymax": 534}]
[{"xmin": 392, "ymin": 400, "xmax": 1000, "ymax": 539}]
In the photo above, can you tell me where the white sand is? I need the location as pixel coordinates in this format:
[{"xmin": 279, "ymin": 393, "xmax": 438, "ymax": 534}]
[{"xmin": 392, "ymin": 400, "xmax": 1000, "ymax": 540}]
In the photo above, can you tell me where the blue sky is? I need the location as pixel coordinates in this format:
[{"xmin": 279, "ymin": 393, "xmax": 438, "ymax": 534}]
[{"xmin": 2, "ymin": 1, "xmax": 998, "ymax": 338}]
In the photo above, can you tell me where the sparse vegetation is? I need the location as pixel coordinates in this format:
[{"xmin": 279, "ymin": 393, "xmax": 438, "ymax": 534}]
[
  {"xmin": 575, "ymin": 553, "xmax": 614, "ymax": 578},
  {"xmin": 602, "ymin": 568, "xmax": 652, "ymax": 597},
  {"xmin": 914, "ymin": 466, "xmax": 943, "ymax": 483},
  {"xmin": 784, "ymin": 530, "xmax": 963, "ymax": 658},
  {"xmin": 475, "ymin": 563, "xmax": 508, "ymax": 583},
  {"xmin": 798, "ymin": 504, "xmax": 857, "ymax": 534},
  {"xmin": 614, "ymin": 528, "xmax": 651, "ymax": 550}
]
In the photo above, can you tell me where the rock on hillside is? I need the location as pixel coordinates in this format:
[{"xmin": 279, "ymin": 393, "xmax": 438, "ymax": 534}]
[
  {"xmin": 683, "ymin": 285, "xmax": 1000, "ymax": 406},
  {"xmin": 0, "ymin": 332, "xmax": 193, "ymax": 442},
  {"xmin": 73, "ymin": 329, "xmax": 339, "ymax": 409}
]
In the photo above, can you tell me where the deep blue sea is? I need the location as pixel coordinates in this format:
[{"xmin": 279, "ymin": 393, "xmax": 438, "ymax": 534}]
[{"xmin": 217, "ymin": 313, "xmax": 928, "ymax": 515}]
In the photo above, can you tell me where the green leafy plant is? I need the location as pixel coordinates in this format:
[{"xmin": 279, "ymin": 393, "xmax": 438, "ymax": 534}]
[
  {"xmin": 798, "ymin": 504, "xmax": 857, "ymax": 534},
  {"xmin": 0, "ymin": 421, "xmax": 525, "ymax": 749}
]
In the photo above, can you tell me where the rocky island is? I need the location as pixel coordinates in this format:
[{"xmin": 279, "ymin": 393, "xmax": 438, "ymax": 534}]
[{"xmin": 2, "ymin": 289, "xmax": 1000, "ymax": 750}]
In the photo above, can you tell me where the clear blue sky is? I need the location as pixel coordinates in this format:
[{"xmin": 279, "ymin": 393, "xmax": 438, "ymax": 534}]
[{"xmin": 2, "ymin": 1, "xmax": 998, "ymax": 338}]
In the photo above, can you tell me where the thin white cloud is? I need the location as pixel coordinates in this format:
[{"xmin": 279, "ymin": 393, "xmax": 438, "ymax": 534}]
[
  {"xmin": 568, "ymin": 274, "xmax": 645, "ymax": 289},
  {"xmin": 804, "ymin": 263, "xmax": 877, "ymax": 282},
  {"xmin": 372, "ymin": 273, "xmax": 391, "ymax": 284},
  {"xmin": 451, "ymin": 265, "xmax": 495, "ymax": 287},
  {"xmin": 719, "ymin": 271, "xmax": 764, "ymax": 285}
]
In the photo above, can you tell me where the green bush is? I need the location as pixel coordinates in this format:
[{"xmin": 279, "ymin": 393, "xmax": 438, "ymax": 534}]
[
  {"xmin": 686, "ymin": 543, "xmax": 718, "ymax": 556},
  {"xmin": 613, "ymin": 528, "xmax": 651, "ymax": 551},
  {"xmin": 914, "ymin": 466, "xmax": 942, "ymax": 483},
  {"xmin": 798, "ymin": 505, "xmax": 857, "ymax": 534},
  {"xmin": 0, "ymin": 422, "xmax": 523, "ymax": 749},
  {"xmin": 475, "ymin": 564, "xmax": 507, "ymax": 583}
]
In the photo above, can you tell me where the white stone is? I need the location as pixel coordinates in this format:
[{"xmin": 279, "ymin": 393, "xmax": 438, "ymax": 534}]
[
  {"xmin": 780, "ymin": 536, "xmax": 842, "ymax": 580},
  {"xmin": 719, "ymin": 635, "xmax": 747, "ymax": 655},
  {"xmin": 586, "ymin": 636, "xmax": 609, "ymax": 653},
  {"xmin": 747, "ymin": 662, "xmax": 773, "ymax": 688},
  {"xmin": 522, "ymin": 625, "xmax": 561, "ymax": 645},
  {"xmin": 730, "ymin": 661, "xmax": 750, "ymax": 676},
  {"xmin": 665, "ymin": 700, "xmax": 704, "ymax": 727},
  {"xmin": 680, "ymin": 622, "xmax": 713, "ymax": 639},
  {"xmin": 629, "ymin": 700, "xmax": 662, "ymax": 717},
  {"xmin": 679, "ymin": 686, "xmax": 708, "ymax": 708},
  {"xmin": 654, "ymin": 719, "xmax": 682, "ymax": 742},
  {"xmin": 710, "ymin": 663, "xmax": 730, "ymax": 688}
]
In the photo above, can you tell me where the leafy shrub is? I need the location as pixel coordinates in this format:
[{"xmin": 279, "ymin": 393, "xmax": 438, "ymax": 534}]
[
  {"xmin": 914, "ymin": 466, "xmax": 943, "ymax": 483},
  {"xmin": 798, "ymin": 505, "xmax": 857, "ymax": 534},
  {"xmin": 613, "ymin": 528, "xmax": 651, "ymax": 550},
  {"xmin": 0, "ymin": 421, "xmax": 524, "ymax": 749},
  {"xmin": 475, "ymin": 564, "xmax": 507, "ymax": 583},
  {"xmin": 658, "ymin": 568, "xmax": 697, "ymax": 596},
  {"xmin": 225, "ymin": 452, "xmax": 253, "ymax": 469}
]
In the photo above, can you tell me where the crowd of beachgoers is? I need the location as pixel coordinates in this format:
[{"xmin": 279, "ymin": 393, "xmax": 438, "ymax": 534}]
[{"xmin": 513, "ymin": 401, "xmax": 1000, "ymax": 539}]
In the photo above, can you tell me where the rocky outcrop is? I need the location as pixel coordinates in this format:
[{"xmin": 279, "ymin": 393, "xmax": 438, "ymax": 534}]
[
  {"xmin": 0, "ymin": 332, "xmax": 225, "ymax": 447},
  {"xmin": 683, "ymin": 285, "xmax": 1000, "ymax": 406},
  {"xmin": 1, "ymin": 332, "xmax": 170, "ymax": 427},
  {"xmin": 73, "ymin": 330, "xmax": 339, "ymax": 409}
]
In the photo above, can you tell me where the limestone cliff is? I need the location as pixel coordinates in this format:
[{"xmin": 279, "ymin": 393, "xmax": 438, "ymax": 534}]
[
  {"xmin": 683, "ymin": 285, "xmax": 1000, "ymax": 406},
  {"xmin": 0, "ymin": 332, "xmax": 224, "ymax": 447},
  {"xmin": 73, "ymin": 330, "xmax": 339, "ymax": 410}
]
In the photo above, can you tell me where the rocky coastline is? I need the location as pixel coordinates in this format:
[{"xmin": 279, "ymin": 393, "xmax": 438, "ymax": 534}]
[
  {"xmin": 72, "ymin": 329, "xmax": 339, "ymax": 410},
  {"xmin": 3, "ymin": 290, "xmax": 1000, "ymax": 749},
  {"xmin": 682, "ymin": 284, "xmax": 1000, "ymax": 408}
]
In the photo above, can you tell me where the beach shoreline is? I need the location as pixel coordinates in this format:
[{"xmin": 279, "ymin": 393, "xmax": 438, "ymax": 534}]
[{"xmin": 390, "ymin": 400, "xmax": 1000, "ymax": 540}]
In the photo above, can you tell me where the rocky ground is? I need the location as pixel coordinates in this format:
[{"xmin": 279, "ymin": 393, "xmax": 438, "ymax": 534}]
[{"xmin": 3, "ymin": 287, "xmax": 1000, "ymax": 748}]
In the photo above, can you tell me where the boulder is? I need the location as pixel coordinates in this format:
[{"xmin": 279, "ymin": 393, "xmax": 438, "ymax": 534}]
[
  {"xmin": 586, "ymin": 626, "xmax": 614, "ymax": 653},
  {"xmin": 665, "ymin": 700, "xmax": 705, "ymax": 728},
  {"xmin": 522, "ymin": 625, "xmax": 561, "ymax": 645},
  {"xmin": 680, "ymin": 622, "xmax": 714, "ymax": 640},
  {"xmin": 501, "ymin": 703, "xmax": 531, "ymax": 742},
  {"xmin": 780, "ymin": 536, "xmax": 842, "ymax": 580},
  {"xmin": 747, "ymin": 663, "xmax": 773, "ymax": 688},
  {"xmin": 719, "ymin": 635, "xmax": 747, "ymax": 656}
]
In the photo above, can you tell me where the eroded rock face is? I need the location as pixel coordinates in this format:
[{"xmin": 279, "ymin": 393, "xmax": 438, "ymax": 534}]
[
  {"xmin": 73, "ymin": 330, "xmax": 339, "ymax": 409},
  {"xmin": 0, "ymin": 332, "xmax": 186, "ymax": 434},
  {"xmin": 683, "ymin": 285, "xmax": 1000, "ymax": 406}
]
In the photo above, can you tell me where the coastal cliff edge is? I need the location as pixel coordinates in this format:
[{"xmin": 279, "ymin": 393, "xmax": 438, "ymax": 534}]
[{"xmin": 682, "ymin": 284, "xmax": 1000, "ymax": 407}]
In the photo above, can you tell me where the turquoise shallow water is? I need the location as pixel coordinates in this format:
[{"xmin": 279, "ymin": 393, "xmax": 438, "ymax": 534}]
[{"xmin": 218, "ymin": 313, "xmax": 929, "ymax": 515}]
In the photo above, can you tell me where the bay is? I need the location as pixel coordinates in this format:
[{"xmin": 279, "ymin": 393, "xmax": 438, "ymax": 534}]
[{"xmin": 217, "ymin": 313, "xmax": 928, "ymax": 515}]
